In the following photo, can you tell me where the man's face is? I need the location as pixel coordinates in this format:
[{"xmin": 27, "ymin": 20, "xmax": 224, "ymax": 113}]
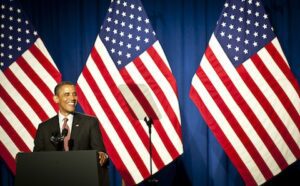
[{"xmin": 53, "ymin": 84, "xmax": 77, "ymax": 116}]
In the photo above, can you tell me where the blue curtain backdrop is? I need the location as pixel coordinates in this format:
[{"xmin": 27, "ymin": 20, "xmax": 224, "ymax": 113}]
[{"xmin": 1, "ymin": 0, "xmax": 300, "ymax": 185}]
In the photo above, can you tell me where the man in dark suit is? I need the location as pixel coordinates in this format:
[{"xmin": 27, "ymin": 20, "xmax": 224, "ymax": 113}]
[{"xmin": 33, "ymin": 81, "xmax": 109, "ymax": 186}]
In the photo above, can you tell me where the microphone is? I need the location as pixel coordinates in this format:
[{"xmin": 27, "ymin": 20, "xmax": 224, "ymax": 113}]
[
  {"xmin": 57, "ymin": 128, "xmax": 68, "ymax": 141},
  {"xmin": 144, "ymin": 116, "xmax": 153, "ymax": 127},
  {"xmin": 50, "ymin": 129, "xmax": 68, "ymax": 145},
  {"xmin": 61, "ymin": 128, "xmax": 68, "ymax": 138},
  {"xmin": 50, "ymin": 132, "xmax": 60, "ymax": 145}
]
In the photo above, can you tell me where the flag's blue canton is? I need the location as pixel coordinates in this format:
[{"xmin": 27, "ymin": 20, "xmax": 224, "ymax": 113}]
[
  {"xmin": 214, "ymin": 0, "xmax": 275, "ymax": 67},
  {"xmin": 99, "ymin": 0, "xmax": 156, "ymax": 69},
  {"xmin": 0, "ymin": 0, "xmax": 38, "ymax": 71}
]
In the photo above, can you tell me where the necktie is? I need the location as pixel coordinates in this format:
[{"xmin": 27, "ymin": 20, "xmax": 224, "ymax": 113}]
[{"xmin": 62, "ymin": 118, "xmax": 70, "ymax": 151}]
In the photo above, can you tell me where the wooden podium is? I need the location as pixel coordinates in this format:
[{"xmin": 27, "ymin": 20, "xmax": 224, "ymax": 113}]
[{"xmin": 15, "ymin": 150, "xmax": 101, "ymax": 186}]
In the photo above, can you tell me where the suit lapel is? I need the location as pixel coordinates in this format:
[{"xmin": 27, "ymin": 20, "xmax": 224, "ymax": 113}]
[
  {"xmin": 51, "ymin": 115, "xmax": 60, "ymax": 135},
  {"xmin": 71, "ymin": 112, "xmax": 81, "ymax": 139}
]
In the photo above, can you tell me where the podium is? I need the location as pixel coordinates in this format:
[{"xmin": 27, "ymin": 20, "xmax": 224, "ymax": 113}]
[{"xmin": 15, "ymin": 150, "xmax": 101, "ymax": 186}]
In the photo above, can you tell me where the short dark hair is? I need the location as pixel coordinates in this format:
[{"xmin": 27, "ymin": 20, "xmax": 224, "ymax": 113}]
[{"xmin": 54, "ymin": 81, "xmax": 75, "ymax": 95}]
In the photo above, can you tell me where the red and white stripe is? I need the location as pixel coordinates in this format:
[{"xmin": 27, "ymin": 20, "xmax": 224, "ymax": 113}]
[
  {"xmin": 0, "ymin": 38, "xmax": 61, "ymax": 173},
  {"xmin": 77, "ymin": 36, "xmax": 183, "ymax": 185},
  {"xmin": 190, "ymin": 34, "xmax": 300, "ymax": 185}
]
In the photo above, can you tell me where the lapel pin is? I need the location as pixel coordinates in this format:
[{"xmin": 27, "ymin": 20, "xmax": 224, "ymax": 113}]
[{"xmin": 75, "ymin": 124, "xmax": 79, "ymax": 127}]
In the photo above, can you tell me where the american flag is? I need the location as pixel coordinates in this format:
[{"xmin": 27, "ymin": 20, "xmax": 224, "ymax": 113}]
[
  {"xmin": 0, "ymin": 0, "xmax": 61, "ymax": 173},
  {"xmin": 77, "ymin": 0, "xmax": 183, "ymax": 185},
  {"xmin": 190, "ymin": 0, "xmax": 300, "ymax": 185}
]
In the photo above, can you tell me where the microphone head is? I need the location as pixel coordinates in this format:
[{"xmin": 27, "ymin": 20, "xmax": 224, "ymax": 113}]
[
  {"xmin": 50, "ymin": 132, "xmax": 59, "ymax": 144},
  {"xmin": 50, "ymin": 136, "xmax": 56, "ymax": 143},
  {"xmin": 62, "ymin": 128, "xmax": 68, "ymax": 137},
  {"xmin": 144, "ymin": 116, "xmax": 153, "ymax": 126}
]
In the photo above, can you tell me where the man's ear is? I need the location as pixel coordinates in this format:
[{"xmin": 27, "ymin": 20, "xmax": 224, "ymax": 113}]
[{"xmin": 53, "ymin": 95, "xmax": 59, "ymax": 103}]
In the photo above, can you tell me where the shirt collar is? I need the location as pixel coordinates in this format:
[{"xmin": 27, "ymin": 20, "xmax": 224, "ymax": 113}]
[{"xmin": 58, "ymin": 112, "xmax": 74, "ymax": 132}]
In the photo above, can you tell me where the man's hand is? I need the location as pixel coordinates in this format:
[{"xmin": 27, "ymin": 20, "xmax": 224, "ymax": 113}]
[{"xmin": 98, "ymin": 151, "xmax": 108, "ymax": 166}]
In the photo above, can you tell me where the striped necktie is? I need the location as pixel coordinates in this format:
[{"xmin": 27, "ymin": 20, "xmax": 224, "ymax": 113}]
[{"xmin": 62, "ymin": 118, "xmax": 70, "ymax": 151}]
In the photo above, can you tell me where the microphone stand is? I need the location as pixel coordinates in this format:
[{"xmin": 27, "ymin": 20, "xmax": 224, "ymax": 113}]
[{"xmin": 144, "ymin": 117, "xmax": 158, "ymax": 186}]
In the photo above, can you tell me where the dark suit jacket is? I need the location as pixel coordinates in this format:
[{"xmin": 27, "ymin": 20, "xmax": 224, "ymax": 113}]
[{"xmin": 33, "ymin": 112, "xmax": 109, "ymax": 186}]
